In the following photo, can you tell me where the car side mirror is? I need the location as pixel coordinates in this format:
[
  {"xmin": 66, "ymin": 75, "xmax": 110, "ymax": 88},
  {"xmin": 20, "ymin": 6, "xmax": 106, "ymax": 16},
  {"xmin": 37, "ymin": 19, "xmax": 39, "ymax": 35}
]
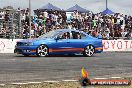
[{"xmin": 55, "ymin": 36, "xmax": 60, "ymax": 40}]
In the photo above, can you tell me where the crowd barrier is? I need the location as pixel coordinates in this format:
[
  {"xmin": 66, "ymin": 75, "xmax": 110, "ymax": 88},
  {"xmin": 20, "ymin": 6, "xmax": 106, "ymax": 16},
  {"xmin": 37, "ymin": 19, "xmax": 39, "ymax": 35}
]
[
  {"xmin": 0, "ymin": 39, "xmax": 132, "ymax": 53},
  {"xmin": 103, "ymin": 40, "xmax": 132, "ymax": 51}
]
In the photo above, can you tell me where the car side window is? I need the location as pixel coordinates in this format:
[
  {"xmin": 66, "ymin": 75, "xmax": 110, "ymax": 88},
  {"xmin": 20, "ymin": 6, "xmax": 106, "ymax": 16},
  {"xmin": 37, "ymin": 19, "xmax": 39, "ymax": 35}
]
[
  {"xmin": 80, "ymin": 33, "xmax": 87, "ymax": 39},
  {"xmin": 71, "ymin": 31, "xmax": 86, "ymax": 39},
  {"xmin": 59, "ymin": 32, "xmax": 70, "ymax": 39}
]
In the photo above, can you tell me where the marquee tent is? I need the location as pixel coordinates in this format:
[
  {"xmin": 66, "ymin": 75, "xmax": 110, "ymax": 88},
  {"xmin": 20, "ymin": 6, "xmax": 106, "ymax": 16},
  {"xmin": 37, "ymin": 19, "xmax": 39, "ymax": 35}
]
[
  {"xmin": 66, "ymin": 4, "xmax": 89, "ymax": 13},
  {"xmin": 39, "ymin": 3, "xmax": 61, "ymax": 11},
  {"xmin": 101, "ymin": 8, "xmax": 114, "ymax": 14}
]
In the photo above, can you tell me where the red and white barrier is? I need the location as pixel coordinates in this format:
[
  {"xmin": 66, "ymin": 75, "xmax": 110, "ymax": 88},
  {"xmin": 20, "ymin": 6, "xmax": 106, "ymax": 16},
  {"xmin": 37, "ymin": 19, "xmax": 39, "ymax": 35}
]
[
  {"xmin": 0, "ymin": 39, "xmax": 22, "ymax": 53},
  {"xmin": 0, "ymin": 39, "xmax": 132, "ymax": 53},
  {"xmin": 103, "ymin": 40, "xmax": 132, "ymax": 51}
]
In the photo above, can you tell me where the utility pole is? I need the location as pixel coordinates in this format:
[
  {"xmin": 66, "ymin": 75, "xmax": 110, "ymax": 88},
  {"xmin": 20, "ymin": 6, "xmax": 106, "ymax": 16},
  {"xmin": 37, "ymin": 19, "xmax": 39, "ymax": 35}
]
[
  {"xmin": 106, "ymin": 0, "xmax": 108, "ymax": 9},
  {"xmin": 18, "ymin": 10, "xmax": 22, "ymax": 38},
  {"xmin": 9, "ymin": 10, "xmax": 14, "ymax": 41},
  {"xmin": 29, "ymin": 0, "xmax": 31, "ymax": 38}
]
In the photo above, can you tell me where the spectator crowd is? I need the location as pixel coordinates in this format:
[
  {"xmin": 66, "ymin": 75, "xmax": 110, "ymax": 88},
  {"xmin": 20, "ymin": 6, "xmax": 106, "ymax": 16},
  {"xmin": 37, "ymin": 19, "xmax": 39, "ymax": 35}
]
[{"xmin": 0, "ymin": 7, "xmax": 132, "ymax": 39}]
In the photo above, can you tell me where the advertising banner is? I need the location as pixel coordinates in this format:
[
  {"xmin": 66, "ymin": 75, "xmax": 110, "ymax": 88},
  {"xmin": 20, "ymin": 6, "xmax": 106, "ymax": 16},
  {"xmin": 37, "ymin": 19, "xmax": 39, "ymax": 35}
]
[
  {"xmin": 0, "ymin": 39, "xmax": 22, "ymax": 53},
  {"xmin": 103, "ymin": 40, "xmax": 132, "ymax": 51}
]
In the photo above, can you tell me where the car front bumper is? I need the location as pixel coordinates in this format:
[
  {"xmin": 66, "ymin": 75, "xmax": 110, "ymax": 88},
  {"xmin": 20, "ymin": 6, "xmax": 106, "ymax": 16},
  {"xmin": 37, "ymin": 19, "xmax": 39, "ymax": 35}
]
[{"xmin": 14, "ymin": 45, "xmax": 38, "ymax": 55}]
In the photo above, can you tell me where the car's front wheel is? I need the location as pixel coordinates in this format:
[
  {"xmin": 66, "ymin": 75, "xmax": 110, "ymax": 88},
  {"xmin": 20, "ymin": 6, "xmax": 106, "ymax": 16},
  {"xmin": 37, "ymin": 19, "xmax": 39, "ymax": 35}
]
[
  {"xmin": 83, "ymin": 45, "xmax": 95, "ymax": 57},
  {"xmin": 36, "ymin": 44, "xmax": 49, "ymax": 57}
]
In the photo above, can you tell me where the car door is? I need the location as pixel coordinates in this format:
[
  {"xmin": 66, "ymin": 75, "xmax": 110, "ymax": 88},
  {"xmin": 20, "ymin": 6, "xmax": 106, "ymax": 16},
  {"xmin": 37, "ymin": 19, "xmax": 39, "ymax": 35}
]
[
  {"xmin": 67, "ymin": 31, "xmax": 87, "ymax": 52},
  {"xmin": 49, "ymin": 31, "xmax": 71, "ymax": 53}
]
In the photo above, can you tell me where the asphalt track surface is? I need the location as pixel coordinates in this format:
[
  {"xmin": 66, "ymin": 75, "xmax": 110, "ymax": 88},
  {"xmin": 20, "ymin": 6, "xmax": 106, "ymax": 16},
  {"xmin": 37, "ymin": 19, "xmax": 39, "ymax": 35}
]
[{"xmin": 0, "ymin": 52, "xmax": 132, "ymax": 83}]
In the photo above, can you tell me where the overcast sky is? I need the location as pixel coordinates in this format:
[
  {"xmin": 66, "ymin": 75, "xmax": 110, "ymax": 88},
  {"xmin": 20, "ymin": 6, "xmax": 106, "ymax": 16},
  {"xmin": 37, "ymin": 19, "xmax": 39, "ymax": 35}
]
[{"xmin": 0, "ymin": 0, "xmax": 132, "ymax": 15}]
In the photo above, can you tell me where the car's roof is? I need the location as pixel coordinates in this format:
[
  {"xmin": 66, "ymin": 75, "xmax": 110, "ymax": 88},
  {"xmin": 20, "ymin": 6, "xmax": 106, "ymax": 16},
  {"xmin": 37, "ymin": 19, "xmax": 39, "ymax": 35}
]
[
  {"xmin": 54, "ymin": 29, "xmax": 95, "ymax": 39},
  {"xmin": 55, "ymin": 29, "xmax": 81, "ymax": 32}
]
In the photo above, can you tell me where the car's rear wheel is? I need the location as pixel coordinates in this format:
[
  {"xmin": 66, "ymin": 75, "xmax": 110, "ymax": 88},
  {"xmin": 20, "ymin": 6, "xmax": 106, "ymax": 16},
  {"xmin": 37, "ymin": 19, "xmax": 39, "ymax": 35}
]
[
  {"xmin": 36, "ymin": 44, "xmax": 48, "ymax": 57},
  {"xmin": 83, "ymin": 45, "xmax": 95, "ymax": 57}
]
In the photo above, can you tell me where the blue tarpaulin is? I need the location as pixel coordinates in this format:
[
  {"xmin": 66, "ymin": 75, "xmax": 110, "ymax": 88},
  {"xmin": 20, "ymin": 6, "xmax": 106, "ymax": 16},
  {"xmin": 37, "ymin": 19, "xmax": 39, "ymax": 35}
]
[
  {"xmin": 101, "ymin": 8, "xmax": 114, "ymax": 15},
  {"xmin": 39, "ymin": 3, "xmax": 61, "ymax": 11},
  {"xmin": 66, "ymin": 4, "xmax": 89, "ymax": 13}
]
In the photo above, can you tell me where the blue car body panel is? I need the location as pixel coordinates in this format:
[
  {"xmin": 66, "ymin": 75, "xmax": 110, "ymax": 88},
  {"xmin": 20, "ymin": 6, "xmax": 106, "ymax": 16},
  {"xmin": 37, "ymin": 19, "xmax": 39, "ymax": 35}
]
[{"xmin": 14, "ymin": 29, "xmax": 103, "ymax": 56}]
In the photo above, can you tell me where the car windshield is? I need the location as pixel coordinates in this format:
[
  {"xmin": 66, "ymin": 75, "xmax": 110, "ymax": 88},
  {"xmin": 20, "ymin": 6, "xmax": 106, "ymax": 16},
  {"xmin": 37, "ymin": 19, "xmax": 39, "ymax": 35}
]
[{"xmin": 38, "ymin": 30, "xmax": 60, "ymax": 39}]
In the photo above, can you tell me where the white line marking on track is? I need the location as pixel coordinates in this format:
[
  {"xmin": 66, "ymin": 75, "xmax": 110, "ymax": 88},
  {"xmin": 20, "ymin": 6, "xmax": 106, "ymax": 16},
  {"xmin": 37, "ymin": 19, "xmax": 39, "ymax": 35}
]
[
  {"xmin": 11, "ymin": 83, "xmax": 29, "ymax": 85},
  {"xmin": 0, "ymin": 84, "xmax": 5, "ymax": 86},
  {"xmin": 94, "ymin": 78, "xmax": 108, "ymax": 79},
  {"xmin": 62, "ymin": 80, "xmax": 78, "ymax": 82},
  {"xmin": 27, "ymin": 82, "xmax": 42, "ymax": 84},
  {"xmin": 110, "ymin": 77, "xmax": 122, "ymax": 79},
  {"xmin": 44, "ymin": 81, "xmax": 60, "ymax": 83}
]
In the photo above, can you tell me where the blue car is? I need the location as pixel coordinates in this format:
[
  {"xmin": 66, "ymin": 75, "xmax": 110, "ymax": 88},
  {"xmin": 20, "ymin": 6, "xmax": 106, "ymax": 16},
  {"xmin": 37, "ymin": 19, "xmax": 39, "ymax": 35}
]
[{"xmin": 14, "ymin": 29, "xmax": 103, "ymax": 57}]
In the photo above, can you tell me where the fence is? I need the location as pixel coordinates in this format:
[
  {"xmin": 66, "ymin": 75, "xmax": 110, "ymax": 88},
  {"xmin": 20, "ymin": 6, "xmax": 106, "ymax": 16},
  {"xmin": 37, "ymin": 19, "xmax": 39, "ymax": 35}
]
[{"xmin": 0, "ymin": 8, "xmax": 21, "ymax": 39}]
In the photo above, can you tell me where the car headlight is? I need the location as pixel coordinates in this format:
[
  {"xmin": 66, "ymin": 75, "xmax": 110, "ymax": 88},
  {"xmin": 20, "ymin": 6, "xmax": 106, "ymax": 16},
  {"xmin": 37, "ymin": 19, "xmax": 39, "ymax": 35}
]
[{"xmin": 25, "ymin": 42, "xmax": 33, "ymax": 46}]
